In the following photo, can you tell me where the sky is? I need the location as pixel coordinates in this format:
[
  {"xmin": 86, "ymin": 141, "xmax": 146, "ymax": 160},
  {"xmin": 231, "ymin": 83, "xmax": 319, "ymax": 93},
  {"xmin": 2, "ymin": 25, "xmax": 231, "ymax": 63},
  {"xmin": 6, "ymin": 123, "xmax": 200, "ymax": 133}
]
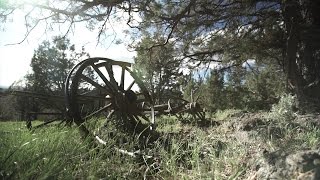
[{"xmin": 0, "ymin": 9, "xmax": 136, "ymax": 89}]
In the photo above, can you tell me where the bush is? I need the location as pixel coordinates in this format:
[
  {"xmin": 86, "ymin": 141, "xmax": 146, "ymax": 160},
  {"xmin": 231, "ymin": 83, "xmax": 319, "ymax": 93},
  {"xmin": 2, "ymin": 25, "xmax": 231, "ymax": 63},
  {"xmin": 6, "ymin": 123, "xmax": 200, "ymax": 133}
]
[{"xmin": 268, "ymin": 94, "xmax": 296, "ymax": 125}]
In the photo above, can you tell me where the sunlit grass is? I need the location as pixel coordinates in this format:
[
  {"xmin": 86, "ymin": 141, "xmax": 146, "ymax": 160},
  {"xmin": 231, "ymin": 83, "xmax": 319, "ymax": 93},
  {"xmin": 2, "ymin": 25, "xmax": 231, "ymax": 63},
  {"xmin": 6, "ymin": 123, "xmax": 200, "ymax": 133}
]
[
  {"xmin": 214, "ymin": 109, "xmax": 243, "ymax": 121},
  {"xmin": 1, "ymin": 110, "xmax": 319, "ymax": 179}
]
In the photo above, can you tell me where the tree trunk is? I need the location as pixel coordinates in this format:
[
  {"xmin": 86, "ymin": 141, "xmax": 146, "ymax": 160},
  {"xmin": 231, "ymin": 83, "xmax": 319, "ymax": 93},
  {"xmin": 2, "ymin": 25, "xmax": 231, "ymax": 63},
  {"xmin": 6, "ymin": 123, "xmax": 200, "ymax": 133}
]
[{"xmin": 282, "ymin": 0, "xmax": 320, "ymax": 112}]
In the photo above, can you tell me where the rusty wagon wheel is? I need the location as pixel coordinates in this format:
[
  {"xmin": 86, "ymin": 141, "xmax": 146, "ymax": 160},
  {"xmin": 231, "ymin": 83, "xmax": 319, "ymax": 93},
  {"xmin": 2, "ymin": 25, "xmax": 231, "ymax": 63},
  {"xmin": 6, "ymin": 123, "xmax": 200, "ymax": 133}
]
[
  {"xmin": 65, "ymin": 57, "xmax": 155, "ymax": 138},
  {"xmin": 166, "ymin": 97, "xmax": 206, "ymax": 121}
]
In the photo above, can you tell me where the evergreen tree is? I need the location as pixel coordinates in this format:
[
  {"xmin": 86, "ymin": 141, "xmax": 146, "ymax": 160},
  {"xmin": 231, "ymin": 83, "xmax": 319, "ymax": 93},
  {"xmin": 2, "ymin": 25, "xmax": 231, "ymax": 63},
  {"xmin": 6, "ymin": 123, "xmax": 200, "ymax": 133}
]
[
  {"xmin": 25, "ymin": 36, "xmax": 89, "ymax": 95},
  {"xmin": 244, "ymin": 62, "xmax": 286, "ymax": 110},
  {"xmin": 24, "ymin": 36, "xmax": 89, "ymax": 111},
  {"xmin": 134, "ymin": 35, "xmax": 183, "ymax": 104},
  {"xmin": 224, "ymin": 66, "xmax": 247, "ymax": 109},
  {"xmin": 205, "ymin": 69, "xmax": 225, "ymax": 112}
]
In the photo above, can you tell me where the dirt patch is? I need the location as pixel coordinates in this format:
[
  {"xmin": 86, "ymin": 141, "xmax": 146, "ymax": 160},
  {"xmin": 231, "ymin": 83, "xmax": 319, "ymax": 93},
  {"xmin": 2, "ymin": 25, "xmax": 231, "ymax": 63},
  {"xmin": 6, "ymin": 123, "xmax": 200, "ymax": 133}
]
[
  {"xmin": 253, "ymin": 150, "xmax": 320, "ymax": 179},
  {"xmin": 214, "ymin": 111, "xmax": 320, "ymax": 179},
  {"xmin": 296, "ymin": 114, "xmax": 320, "ymax": 128},
  {"xmin": 224, "ymin": 112, "xmax": 268, "ymax": 131}
]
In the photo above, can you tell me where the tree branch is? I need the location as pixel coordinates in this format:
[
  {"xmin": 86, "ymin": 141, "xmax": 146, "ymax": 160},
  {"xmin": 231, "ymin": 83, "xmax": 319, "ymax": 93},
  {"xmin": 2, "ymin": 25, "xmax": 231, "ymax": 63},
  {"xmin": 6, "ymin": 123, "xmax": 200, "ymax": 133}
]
[{"xmin": 147, "ymin": 0, "xmax": 196, "ymax": 50}]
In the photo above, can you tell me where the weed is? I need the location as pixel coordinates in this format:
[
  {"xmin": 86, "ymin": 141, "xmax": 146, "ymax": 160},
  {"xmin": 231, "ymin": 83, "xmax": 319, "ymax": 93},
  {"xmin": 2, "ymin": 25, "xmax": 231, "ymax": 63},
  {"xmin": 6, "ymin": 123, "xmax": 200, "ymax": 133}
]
[{"xmin": 268, "ymin": 94, "xmax": 297, "ymax": 126}]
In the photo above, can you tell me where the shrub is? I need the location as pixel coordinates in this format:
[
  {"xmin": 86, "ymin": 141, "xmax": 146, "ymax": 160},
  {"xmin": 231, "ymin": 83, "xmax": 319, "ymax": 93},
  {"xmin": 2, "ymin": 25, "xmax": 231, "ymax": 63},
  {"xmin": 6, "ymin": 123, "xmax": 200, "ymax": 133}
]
[{"xmin": 268, "ymin": 94, "xmax": 296, "ymax": 125}]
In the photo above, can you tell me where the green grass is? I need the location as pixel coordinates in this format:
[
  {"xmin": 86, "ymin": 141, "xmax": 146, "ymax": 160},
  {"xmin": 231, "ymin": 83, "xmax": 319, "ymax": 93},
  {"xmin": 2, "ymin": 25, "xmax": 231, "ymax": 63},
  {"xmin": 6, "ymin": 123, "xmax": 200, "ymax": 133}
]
[
  {"xmin": 0, "ymin": 120, "xmax": 150, "ymax": 179},
  {"xmin": 214, "ymin": 109, "xmax": 243, "ymax": 121},
  {"xmin": 1, "ymin": 110, "xmax": 319, "ymax": 179}
]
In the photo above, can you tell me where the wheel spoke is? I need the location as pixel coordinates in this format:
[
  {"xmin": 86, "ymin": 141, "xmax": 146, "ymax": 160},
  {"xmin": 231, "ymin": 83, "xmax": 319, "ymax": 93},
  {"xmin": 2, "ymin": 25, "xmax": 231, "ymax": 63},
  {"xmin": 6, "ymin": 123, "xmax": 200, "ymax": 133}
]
[
  {"xmin": 120, "ymin": 66, "xmax": 125, "ymax": 89},
  {"xmin": 132, "ymin": 114, "xmax": 141, "ymax": 122},
  {"xmin": 91, "ymin": 63, "xmax": 115, "ymax": 92},
  {"xmin": 126, "ymin": 80, "xmax": 136, "ymax": 91},
  {"xmin": 196, "ymin": 112, "xmax": 203, "ymax": 120},
  {"xmin": 80, "ymin": 74, "xmax": 110, "ymax": 94},
  {"xmin": 106, "ymin": 109, "xmax": 115, "ymax": 119},
  {"xmin": 84, "ymin": 103, "xmax": 112, "ymax": 120},
  {"xmin": 105, "ymin": 63, "xmax": 118, "ymax": 90}
]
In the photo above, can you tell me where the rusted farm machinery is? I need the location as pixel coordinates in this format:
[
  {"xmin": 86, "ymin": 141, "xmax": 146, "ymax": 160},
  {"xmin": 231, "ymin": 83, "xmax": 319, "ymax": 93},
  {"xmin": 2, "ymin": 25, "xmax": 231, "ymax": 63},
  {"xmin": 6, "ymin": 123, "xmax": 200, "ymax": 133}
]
[
  {"xmin": 2, "ymin": 57, "xmax": 205, "ymax": 138},
  {"xmin": 64, "ymin": 57, "xmax": 205, "ymax": 139}
]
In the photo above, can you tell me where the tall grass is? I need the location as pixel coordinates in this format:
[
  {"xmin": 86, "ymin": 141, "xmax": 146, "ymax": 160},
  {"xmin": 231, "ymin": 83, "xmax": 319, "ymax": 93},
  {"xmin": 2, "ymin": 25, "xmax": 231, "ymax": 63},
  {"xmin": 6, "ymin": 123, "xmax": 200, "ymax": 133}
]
[
  {"xmin": 0, "ymin": 118, "xmax": 248, "ymax": 179},
  {"xmin": 1, "ymin": 109, "xmax": 319, "ymax": 179}
]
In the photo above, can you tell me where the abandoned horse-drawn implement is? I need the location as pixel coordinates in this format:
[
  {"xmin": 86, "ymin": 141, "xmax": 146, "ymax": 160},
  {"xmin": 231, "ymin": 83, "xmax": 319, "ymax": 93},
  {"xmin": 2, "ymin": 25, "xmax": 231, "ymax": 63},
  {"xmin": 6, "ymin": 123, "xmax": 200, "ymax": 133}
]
[{"xmin": 3, "ymin": 57, "xmax": 205, "ymax": 139}]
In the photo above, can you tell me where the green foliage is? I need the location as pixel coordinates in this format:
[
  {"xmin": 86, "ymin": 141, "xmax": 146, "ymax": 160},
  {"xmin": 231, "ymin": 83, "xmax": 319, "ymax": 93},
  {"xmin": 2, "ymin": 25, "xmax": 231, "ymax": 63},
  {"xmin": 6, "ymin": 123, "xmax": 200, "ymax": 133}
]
[
  {"xmin": 182, "ymin": 76, "xmax": 195, "ymax": 101},
  {"xmin": 203, "ymin": 69, "xmax": 225, "ymax": 111},
  {"xmin": 10, "ymin": 36, "xmax": 90, "ymax": 114},
  {"xmin": 182, "ymin": 75, "xmax": 204, "ymax": 102},
  {"xmin": 299, "ymin": 127, "xmax": 320, "ymax": 148},
  {"xmin": 223, "ymin": 66, "xmax": 247, "ymax": 109},
  {"xmin": 0, "ymin": 36, "xmax": 90, "ymax": 120},
  {"xmin": 268, "ymin": 94, "xmax": 297, "ymax": 125},
  {"xmin": 197, "ymin": 62, "xmax": 286, "ymax": 112},
  {"xmin": 244, "ymin": 62, "xmax": 286, "ymax": 110},
  {"xmin": 134, "ymin": 35, "xmax": 183, "ymax": 104},
  {"xmin": 25, "ymin": 36, "xmax": 89, "ymax": 95},
  {"xmin": 214, "ymin": 109, "xmax": 243, "ymax": 121},
  {"xmin": 0, "ymin": 0, "xmax": 12, "ymax": 17}
]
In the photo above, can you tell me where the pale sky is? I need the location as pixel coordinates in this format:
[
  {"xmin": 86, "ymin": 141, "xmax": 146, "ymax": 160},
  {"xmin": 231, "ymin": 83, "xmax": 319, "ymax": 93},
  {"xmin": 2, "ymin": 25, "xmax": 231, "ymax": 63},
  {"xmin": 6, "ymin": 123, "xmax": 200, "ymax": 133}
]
[{"xmin": 0, "ymin": 9, "xmax": 136, "ymax": 89}]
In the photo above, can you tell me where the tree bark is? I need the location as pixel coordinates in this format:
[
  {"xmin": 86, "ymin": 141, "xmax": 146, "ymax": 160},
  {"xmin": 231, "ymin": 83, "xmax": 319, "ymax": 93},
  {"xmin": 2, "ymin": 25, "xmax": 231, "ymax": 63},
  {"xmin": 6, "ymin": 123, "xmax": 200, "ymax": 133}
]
[{"xmin": 282, "ymin": 0, "xmax": 320, "ymax": 112}]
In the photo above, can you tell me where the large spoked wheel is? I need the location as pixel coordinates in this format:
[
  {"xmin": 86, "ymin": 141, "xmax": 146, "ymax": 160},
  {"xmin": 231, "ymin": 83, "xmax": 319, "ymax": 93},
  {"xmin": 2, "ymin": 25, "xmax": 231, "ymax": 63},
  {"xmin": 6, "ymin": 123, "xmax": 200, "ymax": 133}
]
[{"xmin": 65, "ymin": 57, "xmax": 155, "ymax": 138}]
